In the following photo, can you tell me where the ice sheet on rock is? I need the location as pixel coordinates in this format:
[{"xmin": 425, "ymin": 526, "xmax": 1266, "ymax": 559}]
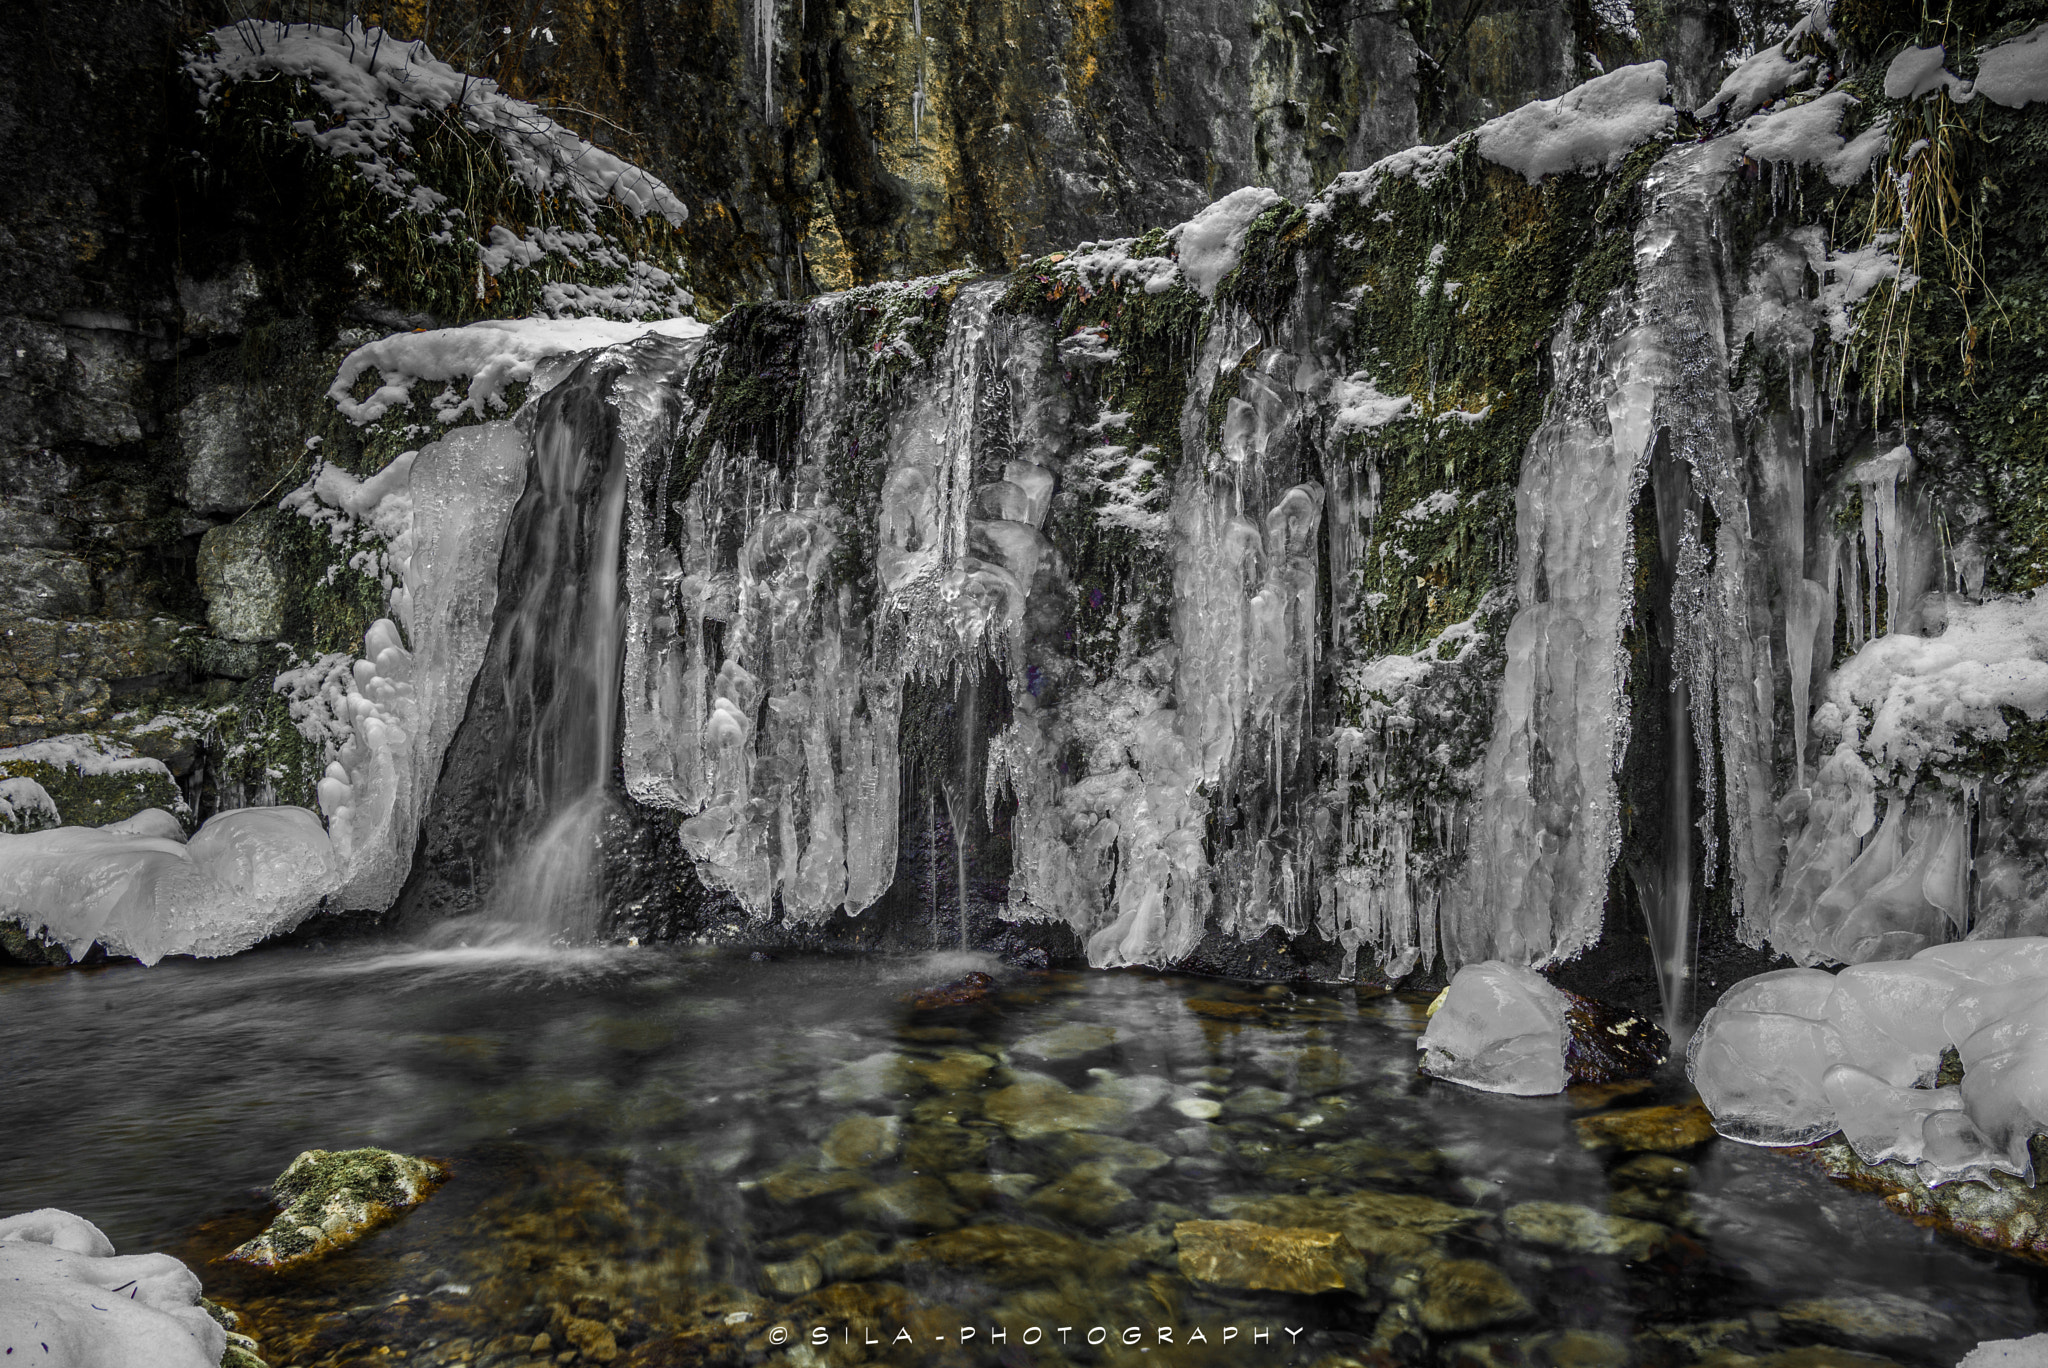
[
  {"xmin": 1738, "ymin": 91, "xmax": 1891, "ymax": 187},
  {"xmin": 0, "ymin": 806, "xmax": 338, "ymax": 965},
  {"xmin": 0, "ymin": 1207, "xmax": 225, "ymax": 1368},
  {"xmin": 330, "ymin": 316, "xmax": 709, "ymax": 425},
  {"xmin": 101, "ymin": 808, "xmax": 187, "ymax": 841},
  {"xmin": 0, "ymin": 775, "xmax": 58, "ymax": 833},
  {"xmin": 1418, "ymin": 961, "xmax": 1569, "ymax": 1096},
  {"xmin": 1474, "ymin": 63, "xmax": 1674, "ymax": 183},
  {"xmin": 1688, "ymin": 997, "xmax": 1843, "ymax": 1145},
  {"xmin": 1823, "ymin": 960, "xmax": 1970, "ymax": 1085},
  {"xmin": 277, "ymin": 421, "xmax": 532, "ymax": 910}
]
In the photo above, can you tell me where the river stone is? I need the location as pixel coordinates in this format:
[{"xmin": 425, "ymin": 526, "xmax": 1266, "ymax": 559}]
[
  {"xmin": 821, "ymin": 1115, "xmax": 900, "ymax": 1168},
  {"xmin": 1023, "ymin": 1161, "xmax": 1138, "ymax": 1226},
  {"xmin": 759, "ymin": 1166, "xmax": 871, "ymax": 1205},
  {"xmin": 901, "ymin": 1119, "xmax": 988, "ymax": 1172},
  {"xmin": 906, "ymin": 1223, "xmax": 1132, "ymax": 1286},
  {"xmin": 197, "ymin": 512, "xmax": 284, "ymax": 642},
  {"xmin": 759, "ymin": 1255, "xmax": 823, "ymax": 1297},
  {"xmin": 1175, "ymin": 1219, "xmax": 1365, "ymax": 1294},
  {"xmin": 813, "ymin": 1231, "xmax": 899, "ymax": 1281},
  {"xmin": 1186, "ymin": 998, "xmax": 1264, "ymax": 1020},
  {"xmin": 905, "ymin": 1050, "xmax": 994, "ymax": 1090},
  {"xmin": 818, "ymin": 1051, "xmax": 913, "ymax": 1104},
  {"xmin": 944, "ymin": 1171, "xmax": 1039, "ymax": 1204},
  {"xmin": 227, "ymin": 1148, "xmax": 447, "ymax": 1271},
  {"xmin": 845, "ymin": 1176, "xmax": 962, "ymax": 1230},
  {"xmin": 984, "ymin": 1071, "xmax": 1125, "ymax": 1138},
  {"xmin": 1172, "ymin": 1097, "xmax": 1223, "ymax": 1120},
  {"xmin": 1780, "ymin": 1293, "xmax": 1959, "ymax": 1351},
  {"xmin": 1224, "ymin": 1086, "xmax": 1292, "ymax": 1116},
  {"xmin": 561, "ymin": 1314, "xmax": 618, "ymax": 1363},
  {"xmin": 1015, "ymin": 1022, "xmax": 1118, "ymax": 1061},
  {"xmin": 1530, "ymin": 1329, "xmax": 1632, "ymax": 1368},
  {"xmin": 1049, "ymin": 1132, "xmax": 1173, "ymax": 1174},
  {"xmin": 1798, "ymin": 1137, "xmax": 2048, "ymax": 1262},
  {"xmin": 1418, "ymin": 1258, "xmax": 1533, "ymax": 1332},
  {"xmin": 1503, "ymin": 1202, "xmax": 1670, "ymax": 1260},
  {"xmin": 1575, "ymin": 1098, "xmax": 1717, "ymax": 1152}
]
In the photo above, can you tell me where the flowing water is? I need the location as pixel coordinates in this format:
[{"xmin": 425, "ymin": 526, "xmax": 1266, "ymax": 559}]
[{"xmin": 3, "ymin": 948, "xmax": 2040, "ymax": 1367}]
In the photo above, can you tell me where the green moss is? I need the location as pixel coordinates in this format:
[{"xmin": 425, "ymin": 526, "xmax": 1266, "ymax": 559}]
[
  {"xmin": 1216, "ymin": 203, "xmax": 1312, "ymax": 325},
  {"xmin": 680, "ymin": 303, "xmax": 810, "ymax": 500},
  {"xmin": 232, "ymin": 1147, "xmax": 447, "ymax": 1271},
  {"xmin": 0, "ymin": 758, "xmax": 183, "ymax": 829},
  {"xmin": 211, "ymin": 671, "xmax": 329, "ymax": 811},
  {"xmin": 192, "ymin": 73, "xmax": 691, "ymax": 326}
]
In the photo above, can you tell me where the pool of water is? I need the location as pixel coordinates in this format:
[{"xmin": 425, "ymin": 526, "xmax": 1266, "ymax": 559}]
[{"xmin": 3, "ymin": 943, "xmax": 2042, "ymax": 1367}]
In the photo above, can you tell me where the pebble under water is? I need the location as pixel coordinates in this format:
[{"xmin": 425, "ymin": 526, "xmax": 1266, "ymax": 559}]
[{"xmin": 3, "ymin": 946, "xmax": 2045, "ymax": 1368}]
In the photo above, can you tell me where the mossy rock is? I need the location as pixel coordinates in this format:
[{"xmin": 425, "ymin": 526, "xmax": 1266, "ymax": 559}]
[
  {"xmin": 0, "ymin": 750, "xmax": 184, "ymax": 829},
  {"xmin": 227, "ymin": 1147, "xmax": 448, "ymax": 1272}
]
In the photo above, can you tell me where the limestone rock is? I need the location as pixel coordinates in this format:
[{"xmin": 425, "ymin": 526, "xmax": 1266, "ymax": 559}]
[
  {"xmin": 0, "ymin": 547, "xmax": 93, "ymax": 617},
  {"xmin": 1574, "ymin": 1098, "xmax": 1718, "ymax": 1152},
  {"xmin": 227, "ymin": 1148, "xmax": 448, "ymax": 1271},
  {"xmin": 178, "ymin": 384, "xmax": 263, "ymax": 514},
  {"xmin": 1503, "ymin": 1201, "xmax": 1670, "ymax": 1260},
  {"xmin": 198, "ymin": 512, "xmax": 285, "ymax": 642},
  {"xmin": 1174, "ymin": 1219, "xmax": 1365, "ymax": 1295},
  {"xmin": 1417, "ymin": 1258, "xmax": 1533, "ymax": 1332}
]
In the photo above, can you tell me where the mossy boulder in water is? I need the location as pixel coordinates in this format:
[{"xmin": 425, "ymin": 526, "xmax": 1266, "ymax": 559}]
[{"xmin": 227, "ymin": 1148, "xmax": 447, "ymax": 1271}]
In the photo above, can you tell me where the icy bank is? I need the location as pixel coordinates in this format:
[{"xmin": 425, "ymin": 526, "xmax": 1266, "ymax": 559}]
[
  {"xmin": 0, "ymin": 1209, "xmax": 226, "ymax": 1368},
  {"xmin": 1691, "ymin": 941, "xmax": 2048, "ymax": 1186},
  {"xmin": 0, "ymin": 806, "xmax": 338, "ymax": 965}
]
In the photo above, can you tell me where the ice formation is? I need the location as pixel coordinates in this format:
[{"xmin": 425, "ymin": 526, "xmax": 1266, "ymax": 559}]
[
  {"xmin": 0, "ymin": 806, "xmax": 337, "ymax": 964},
  {"xmin": 280, "ymin": 418, "xmax": 536, "ymax": 909},
  {"xmin": 0, "ymin": 775, "xmax": 58, "ymax": 832},
  {"xmin": 1418, "ymin": 961, "xmax": 1569, "ymax": 1096},
  {"xmin": 1473, "ymin": 62, "xmax": 1675, "ymax": 182},
  {"xmin": 1690, "ymin": 942, "xmax": 2048, "ymax": 1186},
  {"xmin": 0, "ymin": 1209, "xmax": 226, "ymax": 1368}
]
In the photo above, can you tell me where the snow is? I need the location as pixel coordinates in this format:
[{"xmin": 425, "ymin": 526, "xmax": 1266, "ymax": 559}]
[
  {"xmin": 0, "ymin": 806, "xmax": 339, "ymax": 965},
  {"xmin": 0, "ymin": 735, "xmax": 180, "ymax": 783},
  {"xmin": 0, "ymin": 1209, "xmax": 224, "ymax": 1368},
  {"xmin": 1418, "ymin": 961, "xmax": 1570, "ymax": 1095},
  {"xmin": 0, "ymin": 776, "xmax": 58, "ymax": 833},
  {"xmin": 1327, "ymin": 372, "xmax": 1415, "ymax": 434},
  {"xmin": 1973, "ymin": 23, "xmax": 2048, "ymax": 107},
  {"xmin": 1737, "ymin": 91, "xmax": 1890, "ymax": 187},
  {"xmin": 329, "ymin": 315, "xmax": 709, "ymax": 426},
  {"xmin": 188, "ymin": 21, "xmax": 686, "ymax": 227},
  {"xmin": 1696, "ymin": 20, "xmax": 1818, "ymax": 122},
  {"xmin": 1690, "ymin": 942, "xmax": 2048, "ymax": 1186},
  {"xmin": 1962, "ymin": 1335, "xmax": 2048, "ymax": 1368},
  {"xmin": 1474, "ymin": 63, "xmax": 1674, "ymax": 183},
  {"xmin": 1876, "ymin": 26, "xmax": 2048, "ymax": 108},
  {"xmin": 1170, "ymin": 186, "xmax": 1285, "ymax": 297},
  {"xmin": 1818, "ymin": 589, "xmax": 2048, "ymax": 782}
]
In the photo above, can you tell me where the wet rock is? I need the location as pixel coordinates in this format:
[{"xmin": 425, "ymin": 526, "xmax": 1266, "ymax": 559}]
[
  {"xmin": 821, "ymin": 1114, "xmax": 900, "ymax": 1168},
  {"xmin": 943, "ymin": 1171, "xmax": 1038, "ymax": 1204},
  {"xmin": 197, "ymin": 511, "xmax": 284, "ymax": 642},
  {"xmin": 906, "ymin": 1224, "xmax": 1134, "ymax": 1286},
  {"xmin": 905, "ymin": 1049, "xmax": 995, "ymax": 1090},
  {"xmin": 983, "ymin": 1071, "xmax": 1126, "ymax": 1138},
  {"xmin": 901, "ymin": 1118, "xmax": 988, "ymax": 1172},
  {"xmin": 1575, "ymin": 1098, "xmax": 1717, "ymax": 1152},
  {"xmin": 1023, "ymin": 1162, "xmax": 1138, "ymax": 1227},
  {"xmin": 1530, "ymin": 1329, "xmax": 1632, "ymax": 1368},
  {"xmin": 561, "ymin": 1313, "xmax": 619, "ymax": 1362},
  {"xmin": 1174, "ymin": 1219, "xmax": 1365, "ymax": 1294},
  {"xmin": 1014, "ymin": 1021, "xmax": 1118, "ymax": 1060},
  {"xmin": 1224, "ymin": 1085, "xmax": 1293, "ymax": 1116},
  {"xmin": 1798, "ymin": 1137, "xmax": 2048, "ymax": 1261},
  {"xmin": 1186, "ymin": 998, "xmax": 1264, "ymax": 1021},
  {"xmin": 1048, "ymin": 1132, "xmax": 1172, "ymax": 1175},
  {"xmin": 228, "ymin": 1148, "xmax": 447, "ymax": 1271},
  {"xmin": 907, "ymin": 971, "xmax": 995, "ymax": 1009},
  {"xmin": 177, "ymin": 384, "xmax": 263, "ymax": 514},
  {"xmin": 1171, "ymin": 1097, "xmax": 1223, "ymax": 1120},
  {"xmin": 812, "ymin": 1231, "xmax": 899, "ymax": 1281},
  {"xmin": 1560, "ymin": 988, "xmax": 1669, "ymax": 1084},
  {"xmin": 1612, "ymin": 1153, "xmax": 1694, "ymax": 1186},
  {"xmin": 845, "ymin": 1175, "xmax": 963, "ymax": 1230},
  {"xmin": 1503, "ymin": 1202, "xmax": 1669, "ymax": 1260},
  {"xmin": 1085, "ymin": 1068, "xmax": 1173, "ymax": 1113},
  {"xmin": 1417, "ymin": 1259, "xmax": 1533, "ymax": 1332},
  {"xmin": 817, "ymin": 1051, "xmax": 912, "ymax": 1104},
  {"xmin": 759, "ymin": 1166, "xmax": 871, "ymax": 1205},
  {"xmin": 1780, "ymin": 1293, "xmax": 1958, "ymax": 1354},
  {"xmin": 759, "ymin": 1255, "xmax": 822, "ymax": 1297}
]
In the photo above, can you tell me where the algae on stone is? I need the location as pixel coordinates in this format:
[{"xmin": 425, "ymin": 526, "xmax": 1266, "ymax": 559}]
[{"xmin": 227, "ymin": 1147, "xmax": 448, "ymax": 1271}]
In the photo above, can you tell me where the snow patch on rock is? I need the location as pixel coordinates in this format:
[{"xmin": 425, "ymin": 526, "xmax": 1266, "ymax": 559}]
[{"xmin": 0, "ymin": 1209, "xmax": 225, "ymax": 1368}]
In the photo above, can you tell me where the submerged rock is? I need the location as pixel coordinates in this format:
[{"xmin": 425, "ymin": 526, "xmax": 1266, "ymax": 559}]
[
  {"xmin": 0, "ymin": 1208, "xmax": 227, "ymax": 1368},
  {"xmin": 906, "ymin": 972, "xmax": 995, "ymax": 1010},
  {"xmin": 1796, "ymin": 1136, "xmax": 2048, "ymax": 1262},
  {"xmin": 1574, "ymin": 1098, "xmax": 1717, "ymax": 1152},
  {"xmin": 1417, "ymin": 1258, "xmax": 1533, "ymax": 1333},
  {"xmin": 1174, "ymin": 1219, "xmax": 1365, "ymax": 1294},
  {"xmin": 1502, "ymin": 1201, "xmax": 1670, "ymax": 1260},
  {"xmin": 228, "ymin": 1147, "xmax": 448, "ymax": 1271}
]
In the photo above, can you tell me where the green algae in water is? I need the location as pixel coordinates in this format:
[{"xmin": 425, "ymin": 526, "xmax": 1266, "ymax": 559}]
[{"xmin": 1, "ymin": 947, "xmax": 2042, "ymax": 1366}]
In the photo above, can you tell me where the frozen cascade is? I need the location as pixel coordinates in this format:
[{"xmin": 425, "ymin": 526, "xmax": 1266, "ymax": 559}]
[{"xmin": 413, "ymin": 333, "xmax": 702, "ymax": 935}]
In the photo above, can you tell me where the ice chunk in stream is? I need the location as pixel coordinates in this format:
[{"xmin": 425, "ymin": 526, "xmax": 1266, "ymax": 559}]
[
  {"xmin": 1418, "ymin": 961, "xmax": 1568, "ymax": 1096},
  {"xmin": 0, "ymin": 806, "xmax": 339, "ymax": 965},
  {"xmin": 0, "ymin": 1208, "xmax": 225, "ymax": 1368}
]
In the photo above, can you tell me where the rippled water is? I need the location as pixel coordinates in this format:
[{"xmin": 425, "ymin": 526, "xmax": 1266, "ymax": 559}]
[{"xmin": 2, "ymin": 945, "xmax": 2042, "ymax": 1367}]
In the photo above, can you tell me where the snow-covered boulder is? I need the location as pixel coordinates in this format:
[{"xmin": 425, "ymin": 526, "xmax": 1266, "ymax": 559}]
[
  {"xmin": 0, "ymin": 1209, "xmax": 226, "ymax": 1368},
  {"xmin": 0, "ymin": 805, "xmax": 339, "ymax": 965},
  {"xmin": 1690, "ymin": 940, "xmax": 2048, "ymax": 1185}
]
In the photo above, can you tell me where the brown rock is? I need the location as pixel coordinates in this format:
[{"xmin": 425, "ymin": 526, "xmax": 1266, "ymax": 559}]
[
  {"xmin": 1575, "ymin": 1097, "xmax": 1717, "ymax": 1152},
  {"xmin": 1560, "ymin": 988, "xmax": 1668, "ymax": 1084},
  {"xmin": 1175, "ymin": 1219, "xmax": 1365, "ymax": 1295},
  {"xmin": 1418, "ymin": 1259, "xmax": 1532, "ymax": 1332},
  {"xmin": 907, "ymin": 971, "xmax": 994, "ymax": 1009}
]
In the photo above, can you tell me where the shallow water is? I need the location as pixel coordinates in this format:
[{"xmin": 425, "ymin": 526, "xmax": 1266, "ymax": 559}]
[{"xmin": 2, "ymin": 944, "xmax": 2042, "ymax": 1367}]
